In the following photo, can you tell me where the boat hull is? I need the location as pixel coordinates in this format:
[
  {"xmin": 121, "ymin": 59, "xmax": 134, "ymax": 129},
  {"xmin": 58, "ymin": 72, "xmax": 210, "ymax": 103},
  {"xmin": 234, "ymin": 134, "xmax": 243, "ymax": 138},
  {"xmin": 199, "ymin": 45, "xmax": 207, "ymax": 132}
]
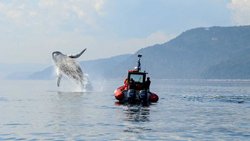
[{"xmin": 114, "ymin": 86, "xmax": 159, "ymax": 105}]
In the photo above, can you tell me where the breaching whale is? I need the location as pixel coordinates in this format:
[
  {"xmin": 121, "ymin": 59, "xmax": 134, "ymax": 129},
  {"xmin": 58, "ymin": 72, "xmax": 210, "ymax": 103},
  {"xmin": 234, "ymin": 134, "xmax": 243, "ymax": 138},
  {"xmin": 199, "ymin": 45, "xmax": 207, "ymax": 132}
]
[{"xmin": 52, "ymin": 49, "xmax": 86, "ymax": 87}]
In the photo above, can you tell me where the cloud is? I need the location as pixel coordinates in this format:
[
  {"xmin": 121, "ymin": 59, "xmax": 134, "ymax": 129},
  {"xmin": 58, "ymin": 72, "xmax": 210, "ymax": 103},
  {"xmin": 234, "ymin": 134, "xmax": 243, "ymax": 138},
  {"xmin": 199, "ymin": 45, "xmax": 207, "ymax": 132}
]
[
  {"xmin": 94, "ymin": 0, "xmax": 105, "ymax": 15},
  {"xmin": 228, "ymin": 0, "xmax": 250, "ymax": 25},
  {"xmin": 0, "ymin": 0, "xmax": 106, "ymax": 29}
]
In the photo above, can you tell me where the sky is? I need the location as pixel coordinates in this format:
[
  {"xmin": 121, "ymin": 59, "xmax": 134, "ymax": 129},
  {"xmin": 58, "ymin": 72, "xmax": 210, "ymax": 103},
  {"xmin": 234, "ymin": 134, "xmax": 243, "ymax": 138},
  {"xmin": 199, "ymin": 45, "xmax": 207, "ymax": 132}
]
[{"xmin": 0, "ymin": 0, "xmax": 249, "ymax": 65}]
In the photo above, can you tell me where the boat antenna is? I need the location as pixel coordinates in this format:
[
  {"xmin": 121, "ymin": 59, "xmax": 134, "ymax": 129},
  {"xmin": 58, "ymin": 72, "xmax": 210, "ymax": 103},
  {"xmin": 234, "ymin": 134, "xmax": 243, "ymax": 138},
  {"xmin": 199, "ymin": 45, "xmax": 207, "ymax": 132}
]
[{"xmin": 137, "ymin": 54, "xmax": 142, "ymax": 71}]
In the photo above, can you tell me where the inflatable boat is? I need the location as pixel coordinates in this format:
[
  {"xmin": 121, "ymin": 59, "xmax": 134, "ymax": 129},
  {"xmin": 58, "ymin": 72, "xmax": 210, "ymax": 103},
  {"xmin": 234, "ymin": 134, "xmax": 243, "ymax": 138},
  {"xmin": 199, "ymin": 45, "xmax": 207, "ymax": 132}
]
[{"xmin": 114, "ymin": 55, "xmax": 159, "ymax": 105}]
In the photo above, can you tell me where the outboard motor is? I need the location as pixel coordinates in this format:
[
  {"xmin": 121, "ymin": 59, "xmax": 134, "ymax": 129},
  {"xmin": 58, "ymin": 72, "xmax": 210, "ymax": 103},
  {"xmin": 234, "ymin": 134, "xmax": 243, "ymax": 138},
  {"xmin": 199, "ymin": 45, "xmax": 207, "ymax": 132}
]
[
  {"xmin": 127, "ymin": 89, "xmax": 136, "ymax": 103},
  {"xmin": 139, "ymin": 90, "xmax": 149, "ymax": 105}
]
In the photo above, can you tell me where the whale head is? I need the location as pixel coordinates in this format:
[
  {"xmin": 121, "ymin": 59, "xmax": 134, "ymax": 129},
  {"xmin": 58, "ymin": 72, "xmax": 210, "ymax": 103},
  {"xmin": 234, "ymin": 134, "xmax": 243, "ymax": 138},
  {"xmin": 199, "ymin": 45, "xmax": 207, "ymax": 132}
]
[{"xmin": 52, "ymin": 51, "xmax": 65, "ymax": 62}]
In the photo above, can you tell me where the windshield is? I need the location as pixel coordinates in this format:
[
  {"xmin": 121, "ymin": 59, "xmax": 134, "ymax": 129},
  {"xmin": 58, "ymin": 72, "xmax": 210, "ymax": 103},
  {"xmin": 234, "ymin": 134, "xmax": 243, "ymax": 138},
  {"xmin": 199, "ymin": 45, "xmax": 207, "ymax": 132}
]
[{"xmin": 130, "ymin": 74, "xmax": 144, "ymax": 83}]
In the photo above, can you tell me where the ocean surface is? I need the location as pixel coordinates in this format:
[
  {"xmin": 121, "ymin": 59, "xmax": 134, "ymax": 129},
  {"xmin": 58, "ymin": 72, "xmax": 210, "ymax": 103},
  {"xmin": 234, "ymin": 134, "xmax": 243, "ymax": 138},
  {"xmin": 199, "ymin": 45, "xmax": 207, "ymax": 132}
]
[{"xmin": 0, "ymin": 79, "xmax": 250, "ymax": 140}]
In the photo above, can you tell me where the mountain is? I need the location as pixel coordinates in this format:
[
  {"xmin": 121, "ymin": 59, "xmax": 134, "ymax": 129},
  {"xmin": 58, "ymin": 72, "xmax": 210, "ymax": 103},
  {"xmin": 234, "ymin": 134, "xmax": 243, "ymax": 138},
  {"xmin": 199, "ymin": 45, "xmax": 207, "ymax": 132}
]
[
  {"xmin": 29, "ymin": 25, "xmax": 250, "ymax": 79},
  {"xmin": 133, "ymin": 26, "xmax": 250, "ymax": 78},
  {"xmin": 102, "ymin": 25, "xmax": 250, "ymax": 79},
  {"xmin": 28, "ymin": 66, "xmax": 54, "ymax": 80},
  {"xmin": 80, "ymin": 54, "xmax": 132, "ymax": 79},
  {"xmin": 203, "ymin": 48, "xmax": 250, "ymax": 79},
  {"xmin": 2, "ymin": 63, "xmax": 48, "ymax": 80}
]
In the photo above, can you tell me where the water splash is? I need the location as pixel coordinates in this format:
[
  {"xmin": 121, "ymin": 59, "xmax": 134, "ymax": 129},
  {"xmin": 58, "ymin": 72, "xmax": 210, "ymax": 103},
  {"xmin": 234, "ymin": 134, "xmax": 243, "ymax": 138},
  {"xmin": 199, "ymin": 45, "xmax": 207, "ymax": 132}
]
[{"xmin": 54, "ymin": 71, "xmax": 92, "ymax": 92}]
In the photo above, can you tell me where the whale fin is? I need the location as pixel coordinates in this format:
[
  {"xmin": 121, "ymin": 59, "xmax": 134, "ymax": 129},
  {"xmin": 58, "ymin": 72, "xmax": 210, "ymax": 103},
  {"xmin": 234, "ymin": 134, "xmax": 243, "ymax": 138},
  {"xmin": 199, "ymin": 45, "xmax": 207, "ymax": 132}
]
[
  {"xmin": 57, "ymin": 74, "xmax": 62, "ymax": 87},
  {"xmin": 69, "ymin": 48, "xmax": 87, "ymax": 58}
]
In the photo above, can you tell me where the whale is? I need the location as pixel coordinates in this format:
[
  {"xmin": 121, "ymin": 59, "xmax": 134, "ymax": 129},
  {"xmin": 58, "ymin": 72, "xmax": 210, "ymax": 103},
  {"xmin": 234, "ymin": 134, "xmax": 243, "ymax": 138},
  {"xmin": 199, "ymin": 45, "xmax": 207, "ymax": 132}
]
[{"xmin": 52, "ymin": 49, "xmax": 86, "ymax": 87}]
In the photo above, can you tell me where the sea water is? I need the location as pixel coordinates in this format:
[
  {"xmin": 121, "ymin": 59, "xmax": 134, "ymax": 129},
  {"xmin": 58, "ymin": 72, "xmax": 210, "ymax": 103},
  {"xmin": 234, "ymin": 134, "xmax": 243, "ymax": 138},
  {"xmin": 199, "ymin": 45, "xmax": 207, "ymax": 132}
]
[{"xmin": 0, "ymin": 79, "xmax": 250, "ymax": 140}]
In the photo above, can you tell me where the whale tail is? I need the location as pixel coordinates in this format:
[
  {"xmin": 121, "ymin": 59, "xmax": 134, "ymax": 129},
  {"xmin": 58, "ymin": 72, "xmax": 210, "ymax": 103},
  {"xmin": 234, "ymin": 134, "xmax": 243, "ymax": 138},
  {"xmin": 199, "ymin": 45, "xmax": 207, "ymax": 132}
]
[{"xmin": 69, "ymin": 48, "xmax": 87, "ymax": 58}]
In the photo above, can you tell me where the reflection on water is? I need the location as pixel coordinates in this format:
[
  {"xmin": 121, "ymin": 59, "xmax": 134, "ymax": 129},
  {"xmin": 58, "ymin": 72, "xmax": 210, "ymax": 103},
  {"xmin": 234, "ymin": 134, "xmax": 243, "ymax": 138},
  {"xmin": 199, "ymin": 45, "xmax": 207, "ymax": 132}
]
[
  {"xmin": 123, "ymin": 105, "xmax": 150, "ymax": 122},
  {"xmin": 122, "ymin": 105, "xmax": 152, "ymax": 135},
  {"xmin": 113, "ymin": 104, "xmax": 154, "ymax": 140}
]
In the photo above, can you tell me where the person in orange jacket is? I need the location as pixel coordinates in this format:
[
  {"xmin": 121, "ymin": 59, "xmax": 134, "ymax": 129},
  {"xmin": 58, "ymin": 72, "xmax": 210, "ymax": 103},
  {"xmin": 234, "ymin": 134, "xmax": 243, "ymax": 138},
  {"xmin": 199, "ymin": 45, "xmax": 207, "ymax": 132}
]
[{"xmin": 124, "ymin": 78, "xmax": 129, "ymax": 90}]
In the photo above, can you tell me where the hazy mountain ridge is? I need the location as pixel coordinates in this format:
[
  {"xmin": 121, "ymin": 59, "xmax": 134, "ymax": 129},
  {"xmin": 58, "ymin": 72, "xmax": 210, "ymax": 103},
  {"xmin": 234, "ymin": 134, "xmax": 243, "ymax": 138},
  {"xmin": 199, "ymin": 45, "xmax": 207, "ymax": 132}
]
[{"xmin": 23, "ymin": 25, "xmax": 250, "ymax": 79}]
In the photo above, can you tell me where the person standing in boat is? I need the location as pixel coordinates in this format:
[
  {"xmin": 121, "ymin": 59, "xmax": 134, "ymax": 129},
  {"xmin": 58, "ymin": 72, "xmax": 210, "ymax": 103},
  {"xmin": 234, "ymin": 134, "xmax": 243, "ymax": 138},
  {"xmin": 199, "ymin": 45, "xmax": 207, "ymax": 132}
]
[
  {"xmin": 129, "ymin": 78, "xmax": 136, "ymax": 90},
  {"xmin": 144, "ymin": 77, "xmax": 151, "ymax": 91},
  {"xmin": 123, "ymin": 78, "xmax": 129, "ymax": 90}
]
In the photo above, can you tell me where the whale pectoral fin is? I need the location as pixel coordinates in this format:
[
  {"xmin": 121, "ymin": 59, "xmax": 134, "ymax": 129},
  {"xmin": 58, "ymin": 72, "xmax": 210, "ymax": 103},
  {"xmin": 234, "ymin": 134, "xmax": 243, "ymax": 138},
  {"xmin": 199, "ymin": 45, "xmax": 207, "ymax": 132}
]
[
  {"xmin": 57, "ymin": 74, "xmax": 62, "ymax": 87},
  {"xmin": 69, "ymin": 48, "xmax": 87, "ymax": 58}
]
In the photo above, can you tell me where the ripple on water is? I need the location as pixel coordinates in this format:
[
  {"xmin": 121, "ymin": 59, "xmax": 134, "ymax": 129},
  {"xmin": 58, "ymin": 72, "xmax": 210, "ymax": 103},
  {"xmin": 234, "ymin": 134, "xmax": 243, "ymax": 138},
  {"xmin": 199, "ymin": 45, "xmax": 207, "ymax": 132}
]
[{"xmin": 182, "ymin": 95, "xmax": 250, "ymax": 104}]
